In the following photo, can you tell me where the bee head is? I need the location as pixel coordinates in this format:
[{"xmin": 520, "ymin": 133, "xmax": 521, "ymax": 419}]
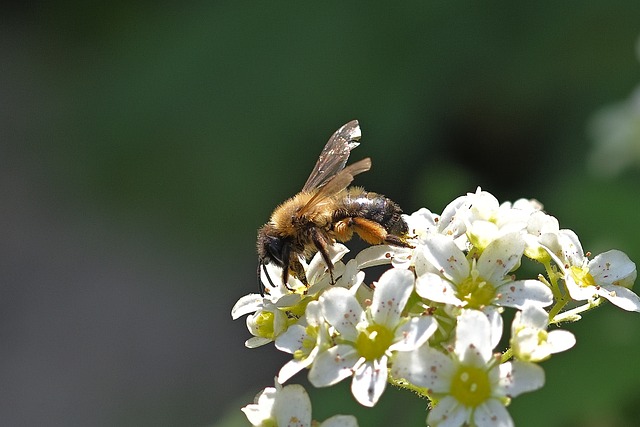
[
  {"xmin": 257, "ymin": 224, "xmax": 287, "ymax": 268},
  {"xmin": 257, "ymin": 223, "xmax": 291, "ymax": 294}
]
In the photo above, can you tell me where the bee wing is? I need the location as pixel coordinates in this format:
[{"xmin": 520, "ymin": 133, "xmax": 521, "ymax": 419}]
[
  {"xmin": 302, "ymin": 120, "xmax": 362, "ymax": 192},
  {"xmin": 297, "ymin": 158, "xmax": 371, "ymax": 219}
]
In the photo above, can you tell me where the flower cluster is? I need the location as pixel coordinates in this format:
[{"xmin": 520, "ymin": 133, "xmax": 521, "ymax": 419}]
[{"xmin": 233, "ymin": 188, "xmax": 639, "ymax": 426}]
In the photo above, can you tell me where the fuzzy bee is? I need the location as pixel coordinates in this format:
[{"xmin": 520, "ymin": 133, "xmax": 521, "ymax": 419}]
[{"xmin": 257, "ymin": 120, "xmax": 410, "ymax": 291}]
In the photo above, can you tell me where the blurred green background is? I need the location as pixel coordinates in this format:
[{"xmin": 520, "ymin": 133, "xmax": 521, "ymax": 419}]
[{"xmin": 2, "ymin": 1, "xmax": 640, "ymax": 426}]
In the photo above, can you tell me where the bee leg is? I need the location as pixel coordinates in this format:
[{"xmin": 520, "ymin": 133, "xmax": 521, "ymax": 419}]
[
  {"xmin": 258, "ymin": 262, "xmax": 276, "ymax": 295},
  {"xmin": 351, "ymin": 217, "xmax": 388, "ymax": 245},
  {"xmin": 352, "ymin": 217, "xmax": 413, "ymax": 248},
  {"xmin": 333, "ymin": 218, "xmax": 354, "ymax": 242},
  {"xmin": 280, "ymin": 244, "xmax": 293, "ymax": 289},
  {"xmin": 289, "ymin": 258, "xmax": 308, "ymax": 288},
  {"xmin": 310, "ymin": 228, "xmax": 335, "ymax": 284},
  {"xmin": 384, "ymin": 233, "xmax": 414, "ymax": 248}
]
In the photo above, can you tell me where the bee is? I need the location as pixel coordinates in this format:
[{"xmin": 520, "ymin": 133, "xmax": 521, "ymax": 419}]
[{"xmin": 257, "ymin": 120, "xmax": 410, "ymax": 292}]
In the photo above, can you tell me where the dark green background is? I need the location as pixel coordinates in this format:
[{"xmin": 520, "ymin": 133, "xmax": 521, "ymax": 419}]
[{"xmin": 2, "ymin": 1, "xmax": 639, "ymax": 426}]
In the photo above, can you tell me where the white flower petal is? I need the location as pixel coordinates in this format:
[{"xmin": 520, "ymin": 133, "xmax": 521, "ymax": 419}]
[
  {"xmin": 498, "ymin": 360, "xmax": 545, "ymax": 398},
  {"xmin": 389, "ymin": 316, "xmax": 438, "ymax": 352},
  {"xmin": 370, "ymin": 268, "xmax": 414, "ymax": 327},
  {"xmin": 456, "ymin": 310, "xmax": 493, "ymax": 362},
  {"xmin": 305, "ymin": 300, "xmax": 323, "ymax": 327},
  {"xmin": 415, "ymin": 272, "xmax": 462, "ymax": 306},
  {"xmin": 306, "ymin": 262, "xmax": 347, "ymax": 295},
  {"xmin": 245, "ymin": 336, "xmax": 273, "ymax": 348},
  {"xmin": 390, "ymin": 246, "xmax": 415, "ymax": 269},
  {"xmin": 518, "ymin": 304, "xmax": 549, "ymax": 329},
  {"xmin": 404, "ymin": 207, "xmax": 438, "ymax": 237},
  {"xmin": 468, "ymin": 189, "xmax": 500, "ymax": 220},
  {"xmin": 526, "ymin": 211, "xmax": 559, "ymax": 238},
  {"xmin": 273, "ymin": 384, "xmax": 312, "ymax": 427},
  {"xmin": 259, "ymin": 263, "xmax": 295, "ymax": 298},
  {"xmin": 321, "ymin": 288, "xmax": 362, "ymax": 341},
  {"xmin": 275, "ymin": 293, "xmax": 304, "ymax": 309},
  {"xmin": 597, "ymin": 284, "xmax": 640, "ymax": 312},
  {"xmin": 557, "ymin": 229, "xmax": 586, "ymax": 266},
  {"xmin": 423, "ymin": 234, "xmax": 470, "ymax": 284},
  {"xmin": 275, "ymin": 324, "xmax": 306, "ymax": 354},
  {"xmin": 335, "ymin": 259, "xmax": 364, "ymax": 289},
  {"xmin": 414, "ymin": 247, "xmax": 435, "ymax": 277},
  {"xmin": 308, "ymin": 344, "xmax": 359, "ymax": 388},
  {"xmin": 483, "ymin": 307, "xmax": 504, "ymax": 350},
  {"xmin": 241, "ymin": 386, "xmax": 277, "ymax": 425},
  {"xmin": 427, "ymin": 395, "xmax": 470, "ymax": 427},
  {"xmin": 467, "ymin": 219, "xmax": 500, "ymax": 249},
  {"xmin": 496, "ymin": 279, "xmax": 553, "ymax": 309},
  {"xmin": 351, "ymin": 357, "xmax": 388, "ymax": 407},
  {"xmin": 512, "ymin": 328, "xmax": 543, "ymax": 361},
  {"xmin": 564, "ymin": 274, "xmax": 597, "ymax": 301},
  {"xmin": 355, "ymin": 245, "xmax": 394, "ymax": 269},
  {"xmin": 474, "ymin": 399, "xmax": 514, "ymax": 427},
  {"xmin": 439, "ymin": 195, "xmax": 470, "ymax": 238},
  {"xmin": 589, "ymin": 250, "xmax": 637, "ymax": 287},
  {"xmin": 231, "ymin": 294, "xmax": 263, "ymax": 319},
  {"xmin": 390, "ymin": 345, "xmax": 453, "ymax": 391},
  {"xmin": 477, "ymin": 233, "xmax": 524, "ymax": 284},
  {"xmin": 319, "ymin": 415, "xmax": 360, "ymax": 427},
  {"xmin": 278, "ymin": 356, "xmax": 314, "ymax": 384},
  {"xmin": 307, "ymin": 244, "xmax": 349, "ymax": 283},
  {"xmin": 546, "ymin": 330, "xmax": 576, "ymax": 354}
]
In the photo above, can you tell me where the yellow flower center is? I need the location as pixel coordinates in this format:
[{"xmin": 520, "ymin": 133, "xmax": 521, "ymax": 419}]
[
  {"xmin": 450, "ymin": 365, "xmax": 492, "ymax": 407},
  {"xmin": 356, "ymin": 324, "xmax": 394, "ymax": 361},
  {"xmin": 285, "ymin": 298, "xmax": 310, "ymax": 318},
  {"xmin": 293, "ymin": 325, "xmax": 318, "ymax": 360},
  {"xmin": 537, "ymin": 329, "xmax": 548, "ymax": 345},
  {"xmin": 254, "ymin": 311, "xmax": 275, "ymax": 339},
  {"xmin": 456, "ymin": 270, "xmax": 496, "ymax": 309},
  {"xmin": 569, "ymin": 265, "xmax": 596, "ymax": 288}
]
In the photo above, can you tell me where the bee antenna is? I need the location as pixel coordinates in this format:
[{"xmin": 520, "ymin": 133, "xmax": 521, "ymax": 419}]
[{"xmin": 258, "ymin": 262, "xmax": 276, "ymax": 295}]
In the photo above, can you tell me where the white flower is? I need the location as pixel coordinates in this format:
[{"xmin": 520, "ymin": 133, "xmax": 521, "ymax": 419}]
[
  {"xmin": 261, "ymin": 243, "xmax": 351, "ymax": 298},
  {"xmin": 308, "ymin": 268, "xmax": 437, "ymax": 407},
  {"xmin": 391, "ymin": 310, "xmax": 545, "ymax": 427},
  {"xmin": 403, "ymin": 197, "xmax": 469, "ymax": 245},
  {"xmin": 232, "ymin": 294, "xmax": 289, "ymax": 348},
  {"xmin": 522, "ymin": 211, "xmax": 560, "ymax": 261},
  {"xmin": 233, "ymin": 244, "xmax": 360, "ymax": 347},
  {"xmin": 510, "ymin": 304, "xmax": 576, "ymax": 362},
  {"xmin": 241, "ymin": 380, "xmax": 358, "ymax": 427},
  {"xmin": 458, "ymin": 188, "xmax": 541, "ymax": 251},
  {"xmin": 275, "ymin": 301, "xmax": 332, "ymax": 383},
  {"xmin": 403, "ymin": 207, "xmax": 440, "ymax": 243},
  {"xmin": 438, "ymin": 194, "xmax": 474, "ymax": 241},
  {"xmin": 544, "ymin": 230, "xmax": 640, "ymax": 312},
  {"xmin": 392, "ymin": 197, "xmax": 471, "ymax": 269},
  {"xmin": 416, "ymin": 232, "xmax": 553, "ymax": 313}
]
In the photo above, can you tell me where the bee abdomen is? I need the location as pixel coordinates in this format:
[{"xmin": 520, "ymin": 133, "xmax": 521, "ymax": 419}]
[{"xmin": 339, "ymin": 188, "xmax": 408, "ymax": 235}]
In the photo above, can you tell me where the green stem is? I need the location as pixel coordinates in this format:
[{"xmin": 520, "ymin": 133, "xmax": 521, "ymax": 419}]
[
  {"xmin": 541, "ymin": 258, "xmax": 574, "ymax": 321},
  {"xmin": 547, "ymin": 294, "xmax": 570, "ymax": 321},
  {"xmin": 551, "ymin": 297, "xmax": 603, "ymax": 324},
  {"xmin": 500, "ymin": 347, "xmax": 513, "ymax": 364},
  {"xmin": 542, "ymin": 258, "xmax": 562, "ymax": 300},
  {"xmin": 388, "ymin": 376, "xmax": 431, "ymax": 400}
]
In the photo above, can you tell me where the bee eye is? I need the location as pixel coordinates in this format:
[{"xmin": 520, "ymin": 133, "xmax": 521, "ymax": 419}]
[{"xmin": 265, "ymin": 236, "xmax": 285, "ymax": 266}]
